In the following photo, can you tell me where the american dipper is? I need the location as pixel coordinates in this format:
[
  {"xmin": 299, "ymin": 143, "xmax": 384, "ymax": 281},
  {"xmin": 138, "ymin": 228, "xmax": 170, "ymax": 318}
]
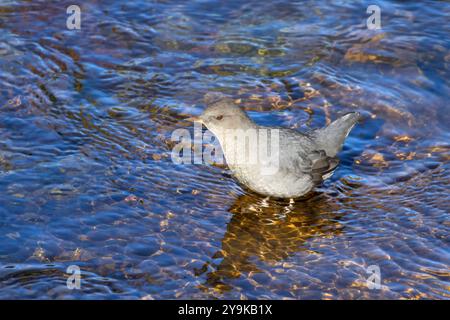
[{"xmin": 187, "ymin": 93, "xmax": 360, "ymax": 199}]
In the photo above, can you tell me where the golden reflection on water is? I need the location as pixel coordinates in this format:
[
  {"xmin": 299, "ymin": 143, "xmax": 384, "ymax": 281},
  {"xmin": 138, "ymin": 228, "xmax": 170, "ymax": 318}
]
[
  {"xmin": 198, "ymin": 192, "xmax": 344, "ymax": 293},
  {"xmin": 1, "ymin": 0, "xmax": 449, "ymax": 300}
]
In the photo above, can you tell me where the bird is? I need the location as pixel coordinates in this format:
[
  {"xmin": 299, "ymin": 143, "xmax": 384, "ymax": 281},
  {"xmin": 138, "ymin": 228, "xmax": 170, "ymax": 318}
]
[{"xmin": 187, "ymin": 93, "xmax": 360, "ymax": 199}]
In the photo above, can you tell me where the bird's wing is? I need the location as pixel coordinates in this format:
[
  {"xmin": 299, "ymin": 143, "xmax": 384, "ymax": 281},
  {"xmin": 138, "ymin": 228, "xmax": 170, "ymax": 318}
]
[
  {"xmin": 300, "ymin": 149, "xmax": 339, "ymax": 183},
  {"xmin": 278, "ymin": 130, "xmax": 339, "ymax": 184}
]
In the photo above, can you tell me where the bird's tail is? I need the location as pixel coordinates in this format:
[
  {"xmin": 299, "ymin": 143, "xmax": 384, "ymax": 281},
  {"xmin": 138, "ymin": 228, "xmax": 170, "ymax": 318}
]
[{"xmin": 312, "ymin": 112, "xmax": 360, "ymax": 157}]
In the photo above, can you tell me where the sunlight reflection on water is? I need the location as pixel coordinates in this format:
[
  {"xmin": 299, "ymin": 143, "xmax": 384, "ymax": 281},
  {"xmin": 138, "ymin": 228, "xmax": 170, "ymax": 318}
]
[{"xmin": 0, "ymin": 0, "xmax": 448, "ymax": 299}]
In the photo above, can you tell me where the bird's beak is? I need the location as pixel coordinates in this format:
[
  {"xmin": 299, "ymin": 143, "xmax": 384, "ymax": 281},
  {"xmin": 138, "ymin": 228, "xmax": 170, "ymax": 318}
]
[{"xmin": 186, "ymin": 116, "xmax": 203, "ymax": 123}]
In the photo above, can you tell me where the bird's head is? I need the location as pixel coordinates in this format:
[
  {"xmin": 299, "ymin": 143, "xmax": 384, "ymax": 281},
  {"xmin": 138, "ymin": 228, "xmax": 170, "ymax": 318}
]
[{"xmin": 187, "ymin": 93, "xmax": 255, "ymax": 137}]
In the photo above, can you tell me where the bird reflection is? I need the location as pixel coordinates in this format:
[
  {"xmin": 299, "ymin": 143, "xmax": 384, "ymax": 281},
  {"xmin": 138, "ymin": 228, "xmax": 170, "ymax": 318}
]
[{"xmin": 196, "ymin": 191, "xmax": 344, "ymax": 293}]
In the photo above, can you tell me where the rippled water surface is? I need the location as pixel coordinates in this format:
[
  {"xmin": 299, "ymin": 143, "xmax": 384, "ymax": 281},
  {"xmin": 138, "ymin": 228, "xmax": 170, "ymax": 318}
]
[{"xmin": 0, "ymin": 0, "xmax": 449, "ymax": 299}]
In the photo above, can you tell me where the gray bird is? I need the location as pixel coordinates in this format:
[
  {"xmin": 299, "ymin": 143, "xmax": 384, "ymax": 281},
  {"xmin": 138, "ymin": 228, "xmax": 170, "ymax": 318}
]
[{"xmin": 187, "ymin": 93, "xmax": 360, "ymax": 199}]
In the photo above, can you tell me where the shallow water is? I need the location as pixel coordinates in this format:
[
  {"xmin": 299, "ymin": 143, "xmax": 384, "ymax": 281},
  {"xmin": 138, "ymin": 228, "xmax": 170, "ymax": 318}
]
[{"xmin": 0, "ymin": 0, "xmax": 449, "ymax": 299}]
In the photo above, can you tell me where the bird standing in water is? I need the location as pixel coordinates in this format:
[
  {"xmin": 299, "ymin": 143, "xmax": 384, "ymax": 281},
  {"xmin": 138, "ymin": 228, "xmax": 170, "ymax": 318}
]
[{"xmin": 187, "ymin": 93, "xmax": 360, "ymax": 199}]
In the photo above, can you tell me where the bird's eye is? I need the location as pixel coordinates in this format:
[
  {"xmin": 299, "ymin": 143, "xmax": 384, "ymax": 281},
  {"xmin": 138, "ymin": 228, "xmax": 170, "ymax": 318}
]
[{"xmin": 215, "ymin": 115, "xmax": 224, "ymax": 121}]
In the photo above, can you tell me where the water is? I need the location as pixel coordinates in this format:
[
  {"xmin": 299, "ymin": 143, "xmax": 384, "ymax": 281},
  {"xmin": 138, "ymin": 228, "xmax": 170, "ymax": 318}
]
[{"xmin": 0, "ymin": 0, "xmax": 449, "ymax": 299}]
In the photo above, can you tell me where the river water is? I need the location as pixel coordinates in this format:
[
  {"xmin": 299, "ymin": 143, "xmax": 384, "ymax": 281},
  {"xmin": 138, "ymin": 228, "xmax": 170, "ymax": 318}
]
[{"xmin": 0, "ymin": 0, "xmax": 449, "ymax": 299}]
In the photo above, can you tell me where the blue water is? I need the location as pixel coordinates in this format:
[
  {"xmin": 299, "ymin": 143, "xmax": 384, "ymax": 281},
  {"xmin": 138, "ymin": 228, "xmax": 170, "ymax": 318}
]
[{"xmin": 0, "ymin": 0, "xmax": 449, "ymax": 299}]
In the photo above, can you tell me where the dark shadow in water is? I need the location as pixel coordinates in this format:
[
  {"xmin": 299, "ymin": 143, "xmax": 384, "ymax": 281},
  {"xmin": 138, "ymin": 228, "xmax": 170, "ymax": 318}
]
[{"xmin": 196, "ymin": 192, "xmax": 345, "ymax": 293}]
